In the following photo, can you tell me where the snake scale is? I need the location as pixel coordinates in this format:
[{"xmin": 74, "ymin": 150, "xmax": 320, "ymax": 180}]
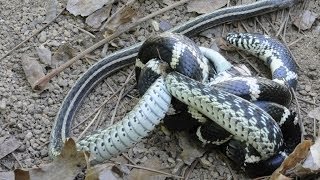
[{"xmin": 49, "ymin": 0, "xmax": 301, "ymax": 177}]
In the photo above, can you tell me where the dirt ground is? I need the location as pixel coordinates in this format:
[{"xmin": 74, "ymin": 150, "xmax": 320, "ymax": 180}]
[{"xmin": 0, "ymin": 0, "xmax": 319, "ymax": 179}]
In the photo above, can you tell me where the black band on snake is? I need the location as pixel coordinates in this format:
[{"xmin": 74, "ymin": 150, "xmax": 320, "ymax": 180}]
[{"xmin": 49, "ymin": 0, "xmax": 301, "ymax": 177}]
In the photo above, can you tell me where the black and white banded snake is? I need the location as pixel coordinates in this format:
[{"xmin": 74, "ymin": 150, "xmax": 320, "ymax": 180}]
[
  {"xmin": 49, "ymin": 0, "xmax": 301, "ymax": 177},
  {"xmin": 134, "ymin": 32, "xmax": 300, "ymax": 177}
]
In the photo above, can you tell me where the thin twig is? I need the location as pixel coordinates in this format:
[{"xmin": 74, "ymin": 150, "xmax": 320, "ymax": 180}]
[
  {"xmin": 276, "ymin": 9, "xmax": 288, "ymax": 37},
  {"xmin": 288, "ymin": 36, "xmax": 304, "ymax": 47},
  {"xmin": 218, "ymin": 152, "xmax": 238, "ymax": 180},
  {"xmin": 121, "ymin": 153, "xmax": 137, "ymax": 165},
  {"xmin": 69, "ymin": 23, "xmax": 96, "ymax": 38},
  {"xmin": 297, "ymin": 96, "xmax": 317, "ymax": 105},
  {"xmin": 110, "ymin": 69, "xmax": 134, "ymax": 125},
  {"xmin": 0, "ymin": 8, "xmax": 65, "ymax": 60},
  {"xmin": 313, "ymin": 97, "xmax": 317, "ymax": 138},
  {"xmin": 112, "ymin": 162, "xmax": 184, "ymax": 179},
  {"xmin": 255, "ymin": 17, "xmax": 270, "ymax": 35},
  {"xmin": 71, "ymin": 78, "xmax": 135, "ymax": 130},
  {"xmin": 282, "ymin": 9, "xmax": 291, "ymax": 42},
  {"xmin": 236, "ymin": 50, "xmax": 264, "ymax": 77},
  {"xmin": 183, "ymin": 158, "xmax": 199, "ymax": 180},
  {"xmin": 291, "ymin": 88, "xmax": 305, "ymax": 141},
  {"xmin": 240, "ymin": 22, "xmax": 250, "ymax": 33},
  {"xmin": 12, "ymin": 153, "xmax": 24, "ymax": 168},
  {"xmin": 33, "ymin": 0, "xmax": 191, "ymax": 90},
  {"xmin": 264, "ymin": 17, "xmax": 302, "ymax": 69},
  {"xmin": 110, "ymin": 87, "xmax": 125, "ymax": 125},
  {"xmin": 77, "ymin": 108, "xmax": 102, "ymax": 141}
]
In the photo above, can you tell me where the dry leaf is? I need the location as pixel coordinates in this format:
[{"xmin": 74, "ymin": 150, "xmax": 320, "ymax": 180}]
[
  {"xmin": 21, "ymin": 55, "xmax": 45, "ymax": 91},
  {"xmin": 67, "ymin": 0, "xmax": 114, "ymax": 16},
  {"xmin": 52, "ymin": 43, "xmax": 76, "ymax": 67},
  {"xmin": 86, "ymin": 5, "xmax": 112, "ymax": 28},
  {"xmin": 0, "ymin": 137, "xmax": 21, "ymax": 159},
  {"xmin": 293, "ymin": 137, "xmax": 320, "ymax": 177},
  {"xmin": 293, "ymin": 10, "xmax": 318, "ymax": 30},
  {"xmin": 44, "ymin": 0, "xmax": 58, "ymax": 23},
  {"xmin": 102, "ymin": 2, "xmax": 137, "ymax": 34},
  {"xmin": 86, "ymin": 163, "xmax": 122, "ymax": 180},
  {"xmin": 14, "ymin": 139, "xmax": 88, "ymax": 180},
  {"xmin": 36, "ymin": 44, "xmax": 52, "ymax": 65},
  {"xmin": 187, "ymin": 0, "xmax": 227, "ymax": 14},
  {"xmin": 178, "ymin": 132, "xmax": 205, "ymax": 165},
  {"xmin": 307, "ymin": 106, "xmax": 320, "ymax": 121},
  {"xmin": 271, "ymin": 140, "xmax": 313, "ymax": 179}
]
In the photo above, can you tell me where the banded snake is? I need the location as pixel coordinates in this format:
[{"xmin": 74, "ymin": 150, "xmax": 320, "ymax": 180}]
[{"xmin": 49, "ymin": 0, "xmax": 301, "ymax": 175}]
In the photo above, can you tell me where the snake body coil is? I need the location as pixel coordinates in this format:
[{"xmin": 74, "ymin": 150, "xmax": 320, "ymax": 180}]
[
  {"xmin": 77, "ymin": 77, "xmax": 171, "ymax": 163},
  {"xmin": 49, "ymin": 0, "xmax": 300, "ymax": 176}
]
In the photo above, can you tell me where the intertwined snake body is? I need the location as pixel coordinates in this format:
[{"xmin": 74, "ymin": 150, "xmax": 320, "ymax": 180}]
[{"xmin": 49, "ymin": 0, "xmax": 300, "ymax": 173}]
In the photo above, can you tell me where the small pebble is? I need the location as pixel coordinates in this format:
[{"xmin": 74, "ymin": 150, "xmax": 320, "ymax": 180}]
[
  {"xmin": 0, "ymin": 99, "xmax": 6, "ymax": 112},
  {"xmin": 305, "ymin": 85, "xmax": 312, "ymax": 92},
  {"xmin": 39, "ymin": 31, "xmax": 47, "ymax": 43}
]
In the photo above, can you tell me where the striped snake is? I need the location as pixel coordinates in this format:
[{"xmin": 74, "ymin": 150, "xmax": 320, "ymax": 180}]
[{"xmin": 49, "ymin": 0, "xmax": 300, "ymax": 174}]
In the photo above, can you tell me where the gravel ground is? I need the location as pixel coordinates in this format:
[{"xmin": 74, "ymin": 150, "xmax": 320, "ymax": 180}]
[{"xmin": 0, "ymin": 0, "xmax": 319, "ymax": 179}]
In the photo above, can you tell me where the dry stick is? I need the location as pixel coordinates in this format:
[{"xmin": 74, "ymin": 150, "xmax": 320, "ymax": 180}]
[
  {"xmin": 255, "ymin": 17, "xmax": 270, "ymax": 36},
  {"xmin": 109, "ymin": 70, "xmax": 134, "ymax": 125},
  {"xmin": 240, "ymin": 22, "xmax": 250, "ymax": 33},
  {"xmin": 236, "ymin": 50, "xmax": 264, "ymax": 76},
  {"xmin": 276, "ymin": 9, "xmax": 288, "ymax": 37},
  {"xmin": 217, "ymin": 152, "xmax": 237, "ymax": 180},
  {"xmin": 69, "ymin": 23, "xmax": 96, "ymax": 38},
  {"xmin": 113, "ymin": 162, "xmax": 184, "ymax": 179},
  {"xmin": 77, "ymin": 108, "xmax": 102, "ymax": 141},
  {"xmin": 291, "ymin": 88, "xmax": 305, "ymax": 141},
  {"xmin": 313, "ymin": 96, "xmax": 317, "ymax": 137},
  {"xmin": 0, "ymin": 8, "xmax": 65, "ymax": 61},
  {"xmin": 183, "ymin": 158, "xmax": 199, "ymax": 180},
  {"xmin": 71, "ymin": 77, "xmax": 135, "ymax": 130},
  {"xmin": 33, "ymin": 0, "xmax": 191, "ymax": 90},
  {"xmin": 296, "ymin": 96, "xmax": 317, "ymax": 105},
  {"xmin": 121, "ymin": 153, "xmax": 138, "ymax": 165},
  {"xmin": 12, "ymin": 152, "xmax": 24, "ymax": 168},
  {"xmin": 288, "ymin": 35, "xmax": 304, "ymax": 47},
  {"xmin": 106, "ymin": 81, "xmax": 126, "ymax": 109},
  {"xmin": 263, "ymin": 17, "xmax": 302, "ymax": 69},
  {"xmin": 282, "ymin": 9, "xmax": 291, "ymax": 42}
]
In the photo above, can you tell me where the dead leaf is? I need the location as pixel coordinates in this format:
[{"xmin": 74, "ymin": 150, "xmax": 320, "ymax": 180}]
[
  {"xmin": 44, "ymin": 0, "xmax": 58, "ymax": 23},
  {"xmin": 85, "ymin": 163, "xmax": 123, "ymax": 180},
  {"xmin": 307, "ymin": 106, "xmax": 320, "ymax": 121},
  {"xmin": 0, "ymin": 137, "xmax": 21, "ymax": 159},
  {"xmin": 67, "ymin": 0, "xmax": 114, "ymax": 17},
  {"xmin": 293, "ymin": 10, "xmax": 318, "ymax": 30},
  {"xmin": 292, "ymin": 137, "xmax": 320, "ymax": 177},
  {"xmin": 271, "ymin": 140, "xmax": 313, "ymax": 179},
  {"xmin": 21, "ymin": 55, "xmax": 45, "ymax": 91},
  {"xmin": 127, "ymin": 157, "xmax": 168, "ymax": 180},
  {"xmin": 86, "ymin": 5, "xmax": 112, "ymax": 28},
  {"xmin": 102, "ymin": 2, "xmax": 137, "ymax": 34},
  {"xmin": 52, "ymin": 43, "xmax": 77, "ymax": 67},
  {"xmin": 178, "ymin": 132, "xmax": 205, "ymax": 165},
  {"xmin": 36, "ymin": 45, "xmax": 52, "ymax": 65},
  {"xmin": 14, "ymin": 139, "xmax": 88, "ymax": 180},
  {"xmin": 187, "ymin": 0, "xmax": 227, "ymax": 14}
]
